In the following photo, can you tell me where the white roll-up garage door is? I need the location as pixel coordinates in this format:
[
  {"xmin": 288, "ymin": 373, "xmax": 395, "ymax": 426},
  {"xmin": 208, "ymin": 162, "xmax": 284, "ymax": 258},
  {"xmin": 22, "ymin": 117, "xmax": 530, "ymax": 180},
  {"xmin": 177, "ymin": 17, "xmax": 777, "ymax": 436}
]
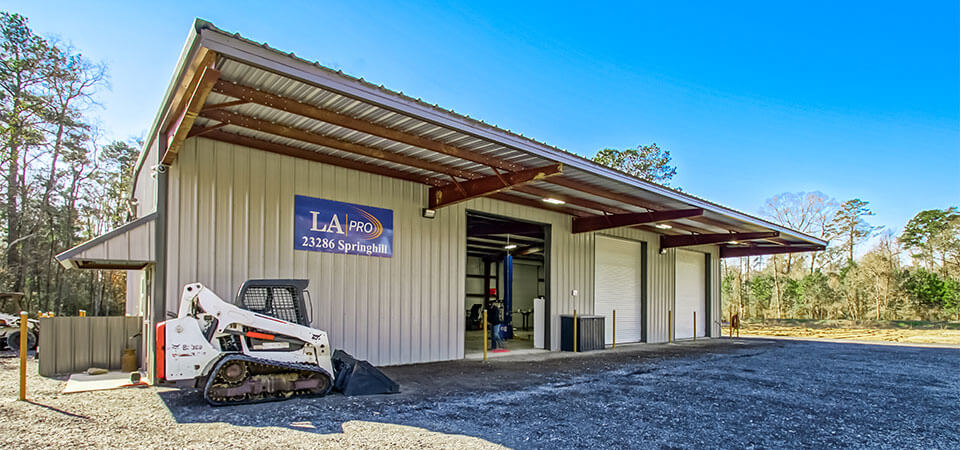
[
  {"xmin": 595, "ymin": 236, "xmax": 643, "ymax": 345},
  {"xmin": 675, "ymin": 249, "xmax": 706, "ymax": 339}
]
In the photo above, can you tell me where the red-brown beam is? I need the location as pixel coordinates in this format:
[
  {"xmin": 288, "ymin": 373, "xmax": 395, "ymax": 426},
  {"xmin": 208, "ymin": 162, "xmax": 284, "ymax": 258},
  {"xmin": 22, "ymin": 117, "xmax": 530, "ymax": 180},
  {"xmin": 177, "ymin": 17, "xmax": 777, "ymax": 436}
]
[
  {"xmin": 200, "ymin": 109, "xmax": 475, "ymax": 178},
  {"xmin": 429, "ymin": 164, "xmax": 563, "ymax": 209},
  {"xmin": 212, "ymin": 80, "xmax": 523, "ymax": 171},
  {"xmin": 163, "ymin": 64, "xmax": 221, "ymax": 164},
  {"xmin": 573, "ymin": 208, "xmax": 704, "ymax": 234},
  {"xmin": 201, "ymin": 129, "xmax": 447, "ymax": 187},
  {"xmin": 720, "ymin": 244, "xmax": 825, "ymax": 258},
  {"xmin": 660, "ymin": 231, "xmax": 779, "ymax": 250}
]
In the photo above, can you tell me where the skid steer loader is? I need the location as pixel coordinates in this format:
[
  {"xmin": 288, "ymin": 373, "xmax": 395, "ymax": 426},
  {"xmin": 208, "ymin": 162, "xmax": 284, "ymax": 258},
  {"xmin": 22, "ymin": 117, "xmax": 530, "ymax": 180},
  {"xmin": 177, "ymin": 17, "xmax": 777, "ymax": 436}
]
[{"xmin": 158, "ymin": 280, "xmax": 397, "ymax": 406}]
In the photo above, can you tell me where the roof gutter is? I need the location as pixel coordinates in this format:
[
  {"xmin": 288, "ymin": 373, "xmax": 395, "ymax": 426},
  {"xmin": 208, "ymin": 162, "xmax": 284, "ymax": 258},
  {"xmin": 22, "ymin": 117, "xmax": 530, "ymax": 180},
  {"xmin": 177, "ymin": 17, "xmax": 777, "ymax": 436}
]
[{"xmin": 129, "ymin": 19, "xmax": 209, "ymax": 198}]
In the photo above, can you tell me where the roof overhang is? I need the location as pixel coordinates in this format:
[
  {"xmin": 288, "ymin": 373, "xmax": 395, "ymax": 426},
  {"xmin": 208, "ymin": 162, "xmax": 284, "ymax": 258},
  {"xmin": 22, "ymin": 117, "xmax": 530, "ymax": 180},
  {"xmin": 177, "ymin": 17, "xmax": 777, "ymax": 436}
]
[
  {"xmin": 131, "ymin": 19, "xmax": 828, "ymax": 256},
  {"xmin": 56, "ymin": 213, "xmax": 157, "ymax": 270}
]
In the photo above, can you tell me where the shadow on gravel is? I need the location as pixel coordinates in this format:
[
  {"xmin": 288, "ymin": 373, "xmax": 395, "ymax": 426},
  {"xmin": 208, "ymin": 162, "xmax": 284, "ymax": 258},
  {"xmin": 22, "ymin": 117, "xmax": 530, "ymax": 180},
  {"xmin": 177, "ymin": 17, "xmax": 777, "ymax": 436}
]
[{"xmin": 26, "ymin": 400, "xmax": 91, "ymax": 419}]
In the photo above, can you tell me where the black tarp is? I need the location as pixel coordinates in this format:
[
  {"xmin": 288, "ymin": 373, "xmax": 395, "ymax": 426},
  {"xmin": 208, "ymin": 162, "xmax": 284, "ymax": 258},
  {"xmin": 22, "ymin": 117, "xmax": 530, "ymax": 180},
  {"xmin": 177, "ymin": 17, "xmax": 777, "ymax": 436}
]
[{"xmin": 332, "ymin": 350, "xmax": 400, "ymax": 396}]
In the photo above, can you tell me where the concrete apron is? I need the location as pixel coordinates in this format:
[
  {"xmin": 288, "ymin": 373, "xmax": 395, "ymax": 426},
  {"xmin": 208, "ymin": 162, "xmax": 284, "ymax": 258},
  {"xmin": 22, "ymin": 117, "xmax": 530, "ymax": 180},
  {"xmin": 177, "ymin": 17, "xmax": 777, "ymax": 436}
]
[{"xmin": 462, "ymin": 337, "xmax": 728, "ymax": 363}]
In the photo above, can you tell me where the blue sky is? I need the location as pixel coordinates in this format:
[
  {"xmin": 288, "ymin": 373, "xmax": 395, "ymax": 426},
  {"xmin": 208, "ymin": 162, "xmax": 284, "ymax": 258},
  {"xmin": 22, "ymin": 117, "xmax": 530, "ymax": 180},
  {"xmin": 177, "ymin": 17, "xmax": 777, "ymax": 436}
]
[{"xmin": 9, "ymin": 1, "xmax": 959, "ymax": 242}]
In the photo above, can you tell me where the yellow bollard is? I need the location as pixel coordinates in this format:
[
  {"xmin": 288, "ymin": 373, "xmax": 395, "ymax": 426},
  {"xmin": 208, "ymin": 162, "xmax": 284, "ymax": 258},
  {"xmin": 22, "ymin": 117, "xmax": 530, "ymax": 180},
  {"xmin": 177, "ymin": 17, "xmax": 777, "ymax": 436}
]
[
  {"xmin": 612, "ymin": 309, "xmax": 616, "ymax": 349},
  {"xmin": 79, "ymin": 309, "xmax": 86, "ymax": 317},
  {"xmin": 668, "ymin": 310, "xmax": 673, "ymax": 343},
  {"xmin": 693, "ymin": 311, "xmax": 697, "ymax": 342},
  {"xmin": 573, "ymin": 309, "xmax": 578, "ymax": 353},
  {"xmin": 483, "ymin": 309, "xmax": 488, "ymax": 361},
  {"xmin": 19, "ymin": 311, "xmax": 27, "ymax": 401}
]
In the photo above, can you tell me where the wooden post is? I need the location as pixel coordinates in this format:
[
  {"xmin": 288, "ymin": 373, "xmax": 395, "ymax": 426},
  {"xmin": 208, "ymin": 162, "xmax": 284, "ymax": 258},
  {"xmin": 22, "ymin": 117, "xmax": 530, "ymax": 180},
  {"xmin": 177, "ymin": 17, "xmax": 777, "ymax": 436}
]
[
  {"xmin": 19, "ymin": 311, "xmax": 27, "ymax": 401},
  {"xmin": 612, "ymin": 309, "xmax": 616, "ymax": 349},
  {"xmin": 693, "ymin": 311, "xmax": 697, "ymax": 342},
  {"xmin": 483, "ymin": 309, "xmax": 488, "ymax": 361},
  {"xmin": 573, "ymin": 309, "xmax": 578, "ymax": 353}
]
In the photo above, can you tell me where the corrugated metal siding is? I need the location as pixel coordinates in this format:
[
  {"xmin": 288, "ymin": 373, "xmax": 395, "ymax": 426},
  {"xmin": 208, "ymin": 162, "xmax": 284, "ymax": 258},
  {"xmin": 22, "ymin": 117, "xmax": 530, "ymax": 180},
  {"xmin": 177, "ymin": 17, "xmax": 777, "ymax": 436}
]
[
  {"xmin": 38, "ymin": 316, "xmax": 142, "ymax": 376},
  {"xmin": 167, "ymin": 137, "xmax": 464, "ymax": 366},
  {"xmin": 164, "ymin": 137, "xmax": 720, "ymax": 365},
  {"xmin": 70, "ymin": 219, "xmax": 155, "ymax": 262}
]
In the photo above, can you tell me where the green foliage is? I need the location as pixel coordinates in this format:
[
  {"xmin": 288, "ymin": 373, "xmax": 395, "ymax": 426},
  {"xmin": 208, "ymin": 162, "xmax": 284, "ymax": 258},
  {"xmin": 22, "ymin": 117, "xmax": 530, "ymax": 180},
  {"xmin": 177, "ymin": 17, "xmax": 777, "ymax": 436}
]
[
  {"xmin": 0, "ymin": 11, "xmax": 123, "ymax": 316},
  {"xmin": 899, "ymin": 207, "xmax": 960, "ymax": 272},
  {"xmin": 902, "ymin": 268, "xmax": 960, "ymax": 313},
  {"xmin": 592, "ymin": 143, "xmax": 677, "ymax": 184},
  {"xmin": 828, "ymin": 198, "xmax": 882, "ymax": 264}
]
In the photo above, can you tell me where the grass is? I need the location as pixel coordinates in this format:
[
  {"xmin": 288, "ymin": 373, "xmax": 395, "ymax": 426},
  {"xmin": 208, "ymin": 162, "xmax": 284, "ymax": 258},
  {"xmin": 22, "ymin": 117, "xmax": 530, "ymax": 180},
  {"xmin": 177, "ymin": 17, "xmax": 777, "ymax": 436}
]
[{"xmin": 738, "ymin": 319, "xmax": 960, "ymax": 345}]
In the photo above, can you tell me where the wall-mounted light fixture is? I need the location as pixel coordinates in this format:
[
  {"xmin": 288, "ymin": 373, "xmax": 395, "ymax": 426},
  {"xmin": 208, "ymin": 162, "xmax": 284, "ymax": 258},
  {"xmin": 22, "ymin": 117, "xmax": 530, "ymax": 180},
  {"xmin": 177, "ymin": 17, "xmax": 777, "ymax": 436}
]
[{"xmin": 421, "ymin": 208, "xmax": 436, "ymax": 219}]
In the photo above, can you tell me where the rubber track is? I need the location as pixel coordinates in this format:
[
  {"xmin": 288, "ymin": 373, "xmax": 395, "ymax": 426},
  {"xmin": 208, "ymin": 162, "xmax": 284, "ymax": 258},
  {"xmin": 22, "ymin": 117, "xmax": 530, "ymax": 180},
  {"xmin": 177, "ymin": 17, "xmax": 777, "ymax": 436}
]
[{"xmin": 203, "ymin": 354, "xmax": 333, "ymax": 406}]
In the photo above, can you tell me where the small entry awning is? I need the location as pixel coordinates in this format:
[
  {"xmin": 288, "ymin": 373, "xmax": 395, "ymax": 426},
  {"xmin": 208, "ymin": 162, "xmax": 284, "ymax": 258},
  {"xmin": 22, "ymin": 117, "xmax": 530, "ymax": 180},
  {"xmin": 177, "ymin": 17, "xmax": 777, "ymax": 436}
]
[{"xmin": 56, "ymin": 213, "xmax": 157, "ymax": 270}]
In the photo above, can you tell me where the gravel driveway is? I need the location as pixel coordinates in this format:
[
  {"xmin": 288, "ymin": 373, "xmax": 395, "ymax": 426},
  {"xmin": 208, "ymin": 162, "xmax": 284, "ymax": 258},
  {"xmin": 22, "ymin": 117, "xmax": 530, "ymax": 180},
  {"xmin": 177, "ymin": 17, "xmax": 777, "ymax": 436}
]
[{"xmin": 2, "ymin": 338, "xmax": 958, "ymax": 449}]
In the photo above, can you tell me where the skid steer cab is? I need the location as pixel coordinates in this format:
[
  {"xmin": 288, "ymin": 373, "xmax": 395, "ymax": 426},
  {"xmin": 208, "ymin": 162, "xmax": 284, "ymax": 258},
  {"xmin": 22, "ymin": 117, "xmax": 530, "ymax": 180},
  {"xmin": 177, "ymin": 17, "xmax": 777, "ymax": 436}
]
[{"xmin": 157, "ymin": 280, "xmax": 398, "ymax": 406}]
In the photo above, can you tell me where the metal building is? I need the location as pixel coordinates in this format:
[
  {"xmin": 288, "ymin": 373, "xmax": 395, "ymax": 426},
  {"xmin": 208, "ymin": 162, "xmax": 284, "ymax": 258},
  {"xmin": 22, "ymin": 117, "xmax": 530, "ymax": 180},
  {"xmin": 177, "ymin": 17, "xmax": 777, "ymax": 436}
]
[{"xmin": 57, "ymin": 20, "xmax": 825, "ymax": 379}]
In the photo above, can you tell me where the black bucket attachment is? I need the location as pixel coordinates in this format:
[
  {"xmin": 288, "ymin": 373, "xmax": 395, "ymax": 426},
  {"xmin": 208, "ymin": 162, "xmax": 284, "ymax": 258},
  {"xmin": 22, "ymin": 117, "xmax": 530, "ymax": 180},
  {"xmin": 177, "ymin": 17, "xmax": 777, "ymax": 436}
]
[{"xmin": 332, "ymin": 350, "xmax": 400, "ymax": 396}]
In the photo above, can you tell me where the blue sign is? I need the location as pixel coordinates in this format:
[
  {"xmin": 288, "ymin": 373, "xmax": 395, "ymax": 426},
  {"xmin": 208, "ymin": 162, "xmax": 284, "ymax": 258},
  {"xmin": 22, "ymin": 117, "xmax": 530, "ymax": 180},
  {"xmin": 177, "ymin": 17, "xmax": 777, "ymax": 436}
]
[{"xmin": 294, "ymin": 195, "xmax": 393, "ymax": 257}]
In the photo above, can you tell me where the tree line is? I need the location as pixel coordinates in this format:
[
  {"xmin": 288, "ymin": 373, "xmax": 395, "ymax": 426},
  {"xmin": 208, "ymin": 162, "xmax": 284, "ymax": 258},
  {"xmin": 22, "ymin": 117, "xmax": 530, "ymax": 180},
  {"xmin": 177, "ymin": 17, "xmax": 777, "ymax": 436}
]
[
  {"xmin": 1, "ymin": 12, "xmax": 135, "ymax": 316},
  {"xmin": 722, "ymin": 193, "xmax": 959, "ymax": 322}
]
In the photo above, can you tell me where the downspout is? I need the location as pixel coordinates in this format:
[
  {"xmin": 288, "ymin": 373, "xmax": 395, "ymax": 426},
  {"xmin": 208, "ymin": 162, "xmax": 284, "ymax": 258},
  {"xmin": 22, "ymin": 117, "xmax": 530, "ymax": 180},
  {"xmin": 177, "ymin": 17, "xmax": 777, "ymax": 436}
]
[{"xmin": 151, "ymin": 137, "xmax": 169, "ymax": 385}]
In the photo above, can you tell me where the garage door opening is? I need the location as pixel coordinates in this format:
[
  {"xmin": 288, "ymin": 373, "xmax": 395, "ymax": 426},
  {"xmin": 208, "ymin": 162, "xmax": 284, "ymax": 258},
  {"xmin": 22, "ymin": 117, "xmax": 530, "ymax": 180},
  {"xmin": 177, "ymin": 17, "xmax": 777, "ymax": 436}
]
[
  {"xmin": 675, "ymin": 250, "xmax": 707, "ymax": 340},
  {"xmin": 464, "ymin": 212, "xmax": 549, "ymax": 356},
  {"xmin": 595, "ymin": 236, "xmax": 647, "ymax": 345}
]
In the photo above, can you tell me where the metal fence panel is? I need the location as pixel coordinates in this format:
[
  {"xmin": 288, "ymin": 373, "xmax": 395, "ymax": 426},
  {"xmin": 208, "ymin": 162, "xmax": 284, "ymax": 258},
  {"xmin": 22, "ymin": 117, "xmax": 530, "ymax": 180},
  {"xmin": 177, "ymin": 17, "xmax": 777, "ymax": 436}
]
[{"xmin": 38, "ymin": 316, "xmax": 142, "ymax": 377}]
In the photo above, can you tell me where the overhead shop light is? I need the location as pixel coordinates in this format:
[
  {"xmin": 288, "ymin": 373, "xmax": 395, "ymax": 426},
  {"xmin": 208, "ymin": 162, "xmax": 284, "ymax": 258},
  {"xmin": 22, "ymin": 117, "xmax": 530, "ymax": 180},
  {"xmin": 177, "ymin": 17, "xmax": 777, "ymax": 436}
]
[
  {"xmin": 542, "ymin": 197, "xmax": 566, "ymax": 205},
  {"xmin": 504, "ymin": 234, "xmax": 518, "ymax": 250},
  {"xmin": 654, "ymin": 223, "xmax": 672, "ymax": 229}
]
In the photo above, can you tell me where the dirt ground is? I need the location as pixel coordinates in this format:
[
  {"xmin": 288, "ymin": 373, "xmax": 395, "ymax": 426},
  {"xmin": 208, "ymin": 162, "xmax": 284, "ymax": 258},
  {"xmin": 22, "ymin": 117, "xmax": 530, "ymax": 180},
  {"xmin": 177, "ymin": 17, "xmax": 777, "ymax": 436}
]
[
  {"xmin": 739, "ymin": 319, "xmax": 960, "ymax": 345},
  {"xmin": 2, "ymin": 338, "xmax": 959, "ymax": 448}
]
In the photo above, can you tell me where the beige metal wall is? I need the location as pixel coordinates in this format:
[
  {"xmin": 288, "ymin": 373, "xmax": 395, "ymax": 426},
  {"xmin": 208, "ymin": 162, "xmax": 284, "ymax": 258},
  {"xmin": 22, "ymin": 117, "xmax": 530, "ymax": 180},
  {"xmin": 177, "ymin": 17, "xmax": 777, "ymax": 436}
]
[
  {"xmin": 164, "ymin": 137, "xmax": 720, "ymax": 365},
  {"xmin": 38, "ymin": 316, "xmax": 142, "ymax": 376},
  {"xmin": 133, "ymin": 140, "xmax": 158, "ymax": 216}
]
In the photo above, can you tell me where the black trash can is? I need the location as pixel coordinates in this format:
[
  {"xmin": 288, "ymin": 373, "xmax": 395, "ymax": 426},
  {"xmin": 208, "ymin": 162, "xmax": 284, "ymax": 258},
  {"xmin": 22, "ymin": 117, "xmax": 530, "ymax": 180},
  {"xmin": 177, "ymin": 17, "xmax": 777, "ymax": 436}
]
[{"xmin": 560, "ymin": 314, "xmax": 605, "ymax": 352}]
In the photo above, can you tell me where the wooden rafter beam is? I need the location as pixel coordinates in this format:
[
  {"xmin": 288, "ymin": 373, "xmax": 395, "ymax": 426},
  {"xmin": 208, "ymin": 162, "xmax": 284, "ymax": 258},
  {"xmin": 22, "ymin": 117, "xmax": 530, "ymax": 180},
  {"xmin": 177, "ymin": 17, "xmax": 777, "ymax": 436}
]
[
  {"xmin": 199, "ymin": 109, "xmax": 475, "ymax": 178},
  {"xmin": 162, "ymin": 62, "xmax": 221, "ymax": 164},
  {"xmin": 428, "ymin": 164, "xmax": 562, "ymax": 209},
  {"xmin": 660, "ymin": 231, "xmax": 779, "ymax": 250},
  {"xmin": 201, "ymin": 100, "xmax": 249, "ymax": 112},
  {"xmin": 212, "ymin": 80, "xmax": 522, "ymax": 171},
  {"xmin": 720, "ymin": 244, "xmax": 826, "ymax": 258},
  {"xmin": 161, "ymin": 49, "xmax": 216, "ymax": 133},
  {"xmin": 188, "ymin": 123, "xmax": 228, "ymax": 138},
  {"xmin": 200, "ymin": 129, "xmax": 446, "ymax": 187},
  {"xmin": 572, "ymin": 208, "xmax": 704, "ymax": 234}
]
